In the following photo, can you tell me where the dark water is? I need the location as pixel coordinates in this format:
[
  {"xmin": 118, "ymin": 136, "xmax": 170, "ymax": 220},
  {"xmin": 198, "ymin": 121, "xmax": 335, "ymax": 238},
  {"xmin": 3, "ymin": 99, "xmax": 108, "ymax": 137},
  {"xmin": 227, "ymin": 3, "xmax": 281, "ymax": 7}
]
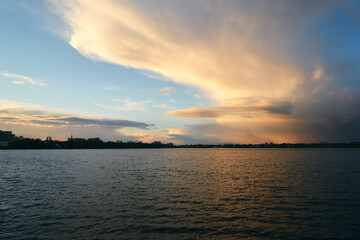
[{"xmin": 1, "ymin": 149, "xmax": 360, "ymax": 239}]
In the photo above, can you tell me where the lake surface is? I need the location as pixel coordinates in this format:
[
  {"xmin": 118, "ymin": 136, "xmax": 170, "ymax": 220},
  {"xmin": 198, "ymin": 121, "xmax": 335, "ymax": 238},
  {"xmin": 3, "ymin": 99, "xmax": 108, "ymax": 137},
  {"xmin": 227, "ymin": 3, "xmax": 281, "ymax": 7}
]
[{"xmin": 1, "ymin": 149, "xmax": 360, "ymax": 239}]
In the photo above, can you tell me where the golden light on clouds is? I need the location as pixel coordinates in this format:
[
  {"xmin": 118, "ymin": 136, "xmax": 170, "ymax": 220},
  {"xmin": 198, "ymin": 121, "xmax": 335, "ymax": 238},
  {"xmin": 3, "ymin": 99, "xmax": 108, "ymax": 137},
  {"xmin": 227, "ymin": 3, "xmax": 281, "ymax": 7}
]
[
  {"xmin": 46, "ymin": 0, "xmax": 360, "ymax": 143},
  {"xmin": 49, "ymin": 0, "xmax": 305, "ymax": 101},
  {"xmin": 0, "ymin": 99, "xmax": 151, "ymax": 140}
]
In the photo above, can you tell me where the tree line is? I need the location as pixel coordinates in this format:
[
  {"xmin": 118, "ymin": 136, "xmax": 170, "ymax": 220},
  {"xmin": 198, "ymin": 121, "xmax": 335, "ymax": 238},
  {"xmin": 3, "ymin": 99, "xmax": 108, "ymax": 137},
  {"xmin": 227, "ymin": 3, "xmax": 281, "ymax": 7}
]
[{"xmin": 2, "ymin": 136, "xmax": 360, "ymax": 149}]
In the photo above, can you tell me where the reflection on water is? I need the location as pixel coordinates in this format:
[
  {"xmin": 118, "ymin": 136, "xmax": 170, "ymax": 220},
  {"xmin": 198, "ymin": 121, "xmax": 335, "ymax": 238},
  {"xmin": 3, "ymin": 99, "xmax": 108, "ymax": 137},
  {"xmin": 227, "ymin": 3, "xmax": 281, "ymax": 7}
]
[{"xmin": 1, "ymin": 149, "xmax": 360, "ymax": 239}]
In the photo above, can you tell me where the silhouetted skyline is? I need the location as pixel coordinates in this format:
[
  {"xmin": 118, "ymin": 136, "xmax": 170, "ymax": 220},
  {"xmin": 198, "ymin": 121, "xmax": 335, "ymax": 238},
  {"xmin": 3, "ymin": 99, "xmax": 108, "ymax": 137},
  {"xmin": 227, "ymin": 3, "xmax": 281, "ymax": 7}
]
[{"xmin": 1, "ymin": 129, "xmax": 359, "ymax": 149}]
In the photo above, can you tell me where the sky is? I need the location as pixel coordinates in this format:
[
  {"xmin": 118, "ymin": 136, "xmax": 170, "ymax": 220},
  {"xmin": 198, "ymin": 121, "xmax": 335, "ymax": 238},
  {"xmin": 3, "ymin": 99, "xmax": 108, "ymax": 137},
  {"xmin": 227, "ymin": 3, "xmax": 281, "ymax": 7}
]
[{"xmin": 1, "ymin": 0, "xmax": 360, "ymax": 144}]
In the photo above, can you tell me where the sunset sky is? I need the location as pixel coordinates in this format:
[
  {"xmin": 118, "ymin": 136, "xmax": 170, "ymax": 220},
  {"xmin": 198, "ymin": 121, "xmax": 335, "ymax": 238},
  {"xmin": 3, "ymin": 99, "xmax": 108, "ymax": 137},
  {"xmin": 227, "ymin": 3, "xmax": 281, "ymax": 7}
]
[{"xmin": 1, "ymin": 0, "xmax": 360, "ymax": 144}]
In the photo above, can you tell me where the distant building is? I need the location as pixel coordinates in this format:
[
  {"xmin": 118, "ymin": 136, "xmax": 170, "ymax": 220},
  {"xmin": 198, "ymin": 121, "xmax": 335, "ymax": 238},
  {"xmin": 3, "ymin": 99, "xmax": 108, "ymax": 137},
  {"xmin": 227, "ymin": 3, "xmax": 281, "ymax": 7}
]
[
  {"xmin": 88, "ymin": 138, "xmax": 101, "ymax": 142},
  {"xmin": 0, "ymin": 130, "xmax": 16, "ymax": 148},
  {"xmin": 0, "ymin": 130, "xmax": 15, "ymax": 141}
]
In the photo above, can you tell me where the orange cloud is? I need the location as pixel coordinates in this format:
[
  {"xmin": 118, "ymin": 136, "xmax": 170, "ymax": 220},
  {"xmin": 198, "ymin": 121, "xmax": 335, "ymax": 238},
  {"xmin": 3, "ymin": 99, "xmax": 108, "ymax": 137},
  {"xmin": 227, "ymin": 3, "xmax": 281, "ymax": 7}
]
[
  {"xmin": 48, "ymin": 0, "xmax": 307, "ymax": 100},
  {"xmin": 118, "ymin": 128, "xmax": 182, "ymax": 144},
  {"xmin": 48, "ymin": 1, "xmax": 360, "ymax": 143}
]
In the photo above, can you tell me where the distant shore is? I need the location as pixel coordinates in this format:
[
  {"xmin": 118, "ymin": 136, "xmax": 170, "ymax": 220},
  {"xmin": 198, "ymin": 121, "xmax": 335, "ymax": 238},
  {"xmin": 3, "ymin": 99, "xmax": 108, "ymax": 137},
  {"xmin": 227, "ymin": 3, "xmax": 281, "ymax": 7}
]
[
  {"xmin": 1, "ymin": 137, "xmax": 360, "ymax": 149},
  {"xmin": 1, "ymin": 130, "xmax": 359, "ymax": 149}
]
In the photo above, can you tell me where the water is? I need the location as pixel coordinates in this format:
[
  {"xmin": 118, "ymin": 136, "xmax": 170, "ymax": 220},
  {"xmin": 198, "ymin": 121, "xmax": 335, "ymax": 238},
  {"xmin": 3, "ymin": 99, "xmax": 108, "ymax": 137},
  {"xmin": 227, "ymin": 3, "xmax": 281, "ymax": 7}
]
[{"xmin": 1, "ymin": 149, "xmax": 359, "ymax": 239}]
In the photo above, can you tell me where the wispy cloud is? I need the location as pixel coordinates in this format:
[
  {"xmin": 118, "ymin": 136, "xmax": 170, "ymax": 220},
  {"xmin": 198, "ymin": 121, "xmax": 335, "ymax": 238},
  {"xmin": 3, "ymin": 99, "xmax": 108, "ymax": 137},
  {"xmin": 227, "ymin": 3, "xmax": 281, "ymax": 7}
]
[
  {"xmin": 102, "ymin": 85, "xmax": 119, "ymax": 91},
  {"xmin": 142, "ymin": 72, "xmax": 169, "ymax": 81},
  {"xmin": 95, "ymin": 99, "xmax": 151, "ymax": 112},
  {"xmin": 12, "ymin": 81, "xmax": 25, "ymax": 85},
  {"xmin": 193, "ymin": 94, "xmax": 201, "ymax": 99},
  {"xmin": 1, "ymin": 72, "xmax": 45, "ymax": 86},
  {"xmin": 159, "ymin": 87, "xmax": 176, "ymax": 96},
  {"xmin": 159, "ymin": 87, "xmax": 176, "ymax": 93},
  {"xmin": 153, "ymin": 103, "xmax": 172, "ymax": 109}
]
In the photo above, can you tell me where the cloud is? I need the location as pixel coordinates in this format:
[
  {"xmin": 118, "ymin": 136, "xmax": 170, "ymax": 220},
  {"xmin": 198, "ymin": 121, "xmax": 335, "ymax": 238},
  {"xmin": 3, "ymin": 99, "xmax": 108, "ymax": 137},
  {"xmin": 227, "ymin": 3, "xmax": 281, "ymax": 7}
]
[
  {"xmin": 159, "ymin": 87, "xmax": 176, "ymax": 93},
  {"xmin": 0, "ymin": 99, "xmax": 150, "ymax": 130},
  {"xmin": 117, "ymin": 128, "xmax": 178, "ymax": 144},
  {"xmin": 52, "ymin": 117, "xmax": 150, "ymax": 128},
  {"xmin": 1, "ymin": 72, "xmax": 45, "ymax": 86},
  {"xmin": 168, "ymin": 97, "xmax": 293, "ymax": 118},
  {"xmin": 102, "ymin": 85, "xmax": 119, "ymax": 91},
  {"xmin": 169, "ymin": 133, "xmax": 219, "ymax": 145},
  {"xmin": 47, "ymin": 0, "xmax": 360, "ymax": 142},
  {"xmin": 47, "ymin": 0, "xmax": 324, "ymax": 99},
  {"xmin": 185, "ymin": 90, "xmax": 202, "ymax": 100},
  {"xmin": 159, "ymin": 87, "xmax": 176, "ymax": 96},
  {"xmin": 94, "ymin": 99, "xmax": 150, "ymax": 112},
  {"xmin": 193, "ymin": 94, "xmax": 201, "ymax": 99},
  {"xmin": 117, "ymin": 127, "xmax": 217, "ymax": 144},
  {"xmin": 168, "ymin": 90, "xmax": 360, "ymax": 143},
  {"xmin": 12, "ymin": 81, "xmax": 25, "ymax": 85},
  {"xmin": 153, "ymin": 103, "xmax": 172, "ymax": 109}
]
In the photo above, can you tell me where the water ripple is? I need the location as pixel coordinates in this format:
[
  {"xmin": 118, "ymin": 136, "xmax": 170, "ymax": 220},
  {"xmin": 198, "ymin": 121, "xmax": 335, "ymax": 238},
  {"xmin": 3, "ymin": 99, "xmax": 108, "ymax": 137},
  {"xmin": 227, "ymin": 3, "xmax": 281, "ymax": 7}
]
[{"xmin": 1, "ymin": 149, "xmax": 360, "ymax": 239}]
